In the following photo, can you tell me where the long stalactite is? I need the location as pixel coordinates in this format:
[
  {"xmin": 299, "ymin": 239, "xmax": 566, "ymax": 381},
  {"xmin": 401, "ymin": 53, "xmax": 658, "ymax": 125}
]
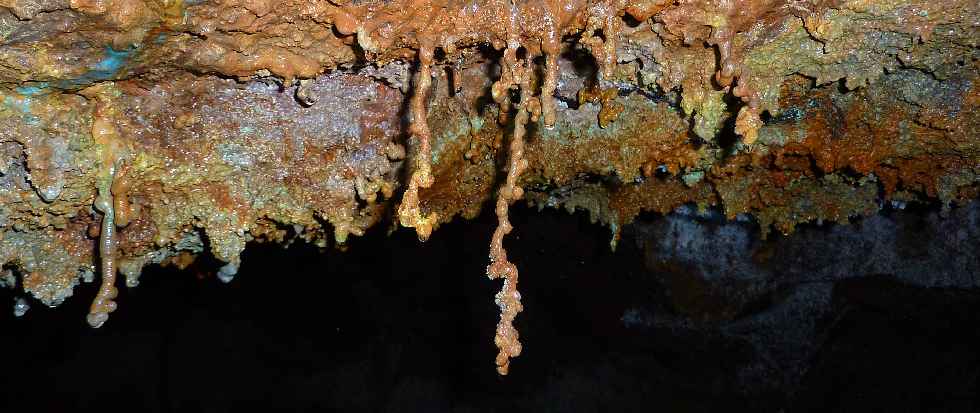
[{"xmin": 485, "ymin": 35, "xmax": 539, "ymax": 374}]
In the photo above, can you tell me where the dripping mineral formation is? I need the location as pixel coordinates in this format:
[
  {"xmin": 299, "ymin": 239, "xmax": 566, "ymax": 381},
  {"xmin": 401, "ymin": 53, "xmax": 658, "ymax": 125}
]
[{"xmin": 0, "ymin": 0, "xmax": 977, "ymax": 374}]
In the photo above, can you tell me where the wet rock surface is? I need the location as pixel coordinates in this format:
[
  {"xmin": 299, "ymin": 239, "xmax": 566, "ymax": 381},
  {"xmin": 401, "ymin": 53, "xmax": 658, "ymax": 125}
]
[{"xmin": 0, "ymin": 0, "xmax": 978, "ymax": 379}]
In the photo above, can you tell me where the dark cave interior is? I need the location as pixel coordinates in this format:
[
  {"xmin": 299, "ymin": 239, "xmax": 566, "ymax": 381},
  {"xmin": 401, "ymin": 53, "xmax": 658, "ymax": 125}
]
[{"xmin": 2, "ymin": 204, "xmax": 979, "ymax": 412}]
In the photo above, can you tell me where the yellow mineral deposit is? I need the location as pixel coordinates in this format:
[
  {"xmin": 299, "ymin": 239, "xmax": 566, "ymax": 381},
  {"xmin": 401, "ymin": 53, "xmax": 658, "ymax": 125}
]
[
  {"xmin": 1, "ymin": 0, "xmax": 973, "ymax": 377},
  {"xmin": 87, "ymin": 100, "xmax": 131, "ymax": 328},
  {"xmin": 483, "ymin": 22, "xmax": 544, "ymax": 372},
  {"xmin": 397, "ymin": 44, "xmax": 440, "ymax": 241}
]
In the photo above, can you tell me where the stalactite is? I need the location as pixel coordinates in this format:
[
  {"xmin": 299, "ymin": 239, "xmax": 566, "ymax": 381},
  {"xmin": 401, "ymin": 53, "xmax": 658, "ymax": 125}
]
[
  {"xmin": 581, "ymin": 0, "xmax": 623, "ymax": 82},
  {"xmin": 480, "ymin": 0, "xmax": 623, "ymax": 374},
  {"xmin": 86, "ymin": 98, "xmax": 130, "ymax": 328},
  {"xmin": 540, "ymin": 30, "xmax": 561, "ymax": 129},
  {"xmin": 87, "ymin": 163, "xmax": 119, "ymax": 328},
  {"xmin": 486, "ymin": 43, "xmax": 535, "ymax": 376},
  {"xmin": 733, "ymin": 80, "xmax": 763, "ymax": 145},
  {"xmin": 397, "ymin": 43, "xmax": 439, "ymax": 241},
  {"xmin": 0, "ymin": 0, "xmax": 973, "ymax": 384},
  {"xmin": 111, "ymin": 162, "xmax": 134, "ymax": 228}
]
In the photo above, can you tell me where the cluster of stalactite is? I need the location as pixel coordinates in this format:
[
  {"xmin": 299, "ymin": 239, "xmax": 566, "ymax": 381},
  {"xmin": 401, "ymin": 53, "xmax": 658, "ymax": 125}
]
[
  {"xmin": 369, "ymin": 0, "xmax": 626, "ymax": 374},
  {"xmin": 485, "ymin": 44, "xmax": 535, "ymax": 376},
  {"xmin": 401, "ymin": 44, "xmax": 532, "ymax": 375},
  {"xmin": 382, "ymin": 0, "xmax": 627, "ymax": 375},
  {"xmin": 69, "ymin": 0, "xmax": 792, "ymax": 375},
  {"xmin": 8, "ymin": 0, "xmax": 973, "ymax": 377}
]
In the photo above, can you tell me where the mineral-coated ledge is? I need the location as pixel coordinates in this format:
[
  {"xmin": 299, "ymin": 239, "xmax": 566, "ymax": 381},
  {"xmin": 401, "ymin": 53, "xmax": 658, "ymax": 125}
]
[{"xmin": 0, "ymin": 0, "xmax": 977, "ymax": 373}]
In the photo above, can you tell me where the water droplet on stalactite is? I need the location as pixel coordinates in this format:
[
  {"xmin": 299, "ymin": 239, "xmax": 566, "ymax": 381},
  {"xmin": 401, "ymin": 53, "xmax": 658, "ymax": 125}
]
[
  {"xmin": 217, "ymin": 262, "xmax": 239, "ymax": 284},
  {"xmin": 86, "ymin": 312, "xmax": 108, "ymax": 328},
  {"xmin": 13, "ymin": 297, "xmax": 29, "ymax": 317},
  {"xmin": 81, "ymin": 267, "xmax": 95, "ymax": 283}
]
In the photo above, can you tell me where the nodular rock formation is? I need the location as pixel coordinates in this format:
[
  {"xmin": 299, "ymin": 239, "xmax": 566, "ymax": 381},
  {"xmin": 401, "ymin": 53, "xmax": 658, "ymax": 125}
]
[{"xmin": 0, "ymin": 0, "xmax": 977, "ymax": 373}]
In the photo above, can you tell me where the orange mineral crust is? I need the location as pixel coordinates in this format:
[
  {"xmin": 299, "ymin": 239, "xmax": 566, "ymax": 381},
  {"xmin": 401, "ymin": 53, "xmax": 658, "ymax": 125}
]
[{"xmin": 0, "ymin": 0, "xmax": 977, "ymax": 373}]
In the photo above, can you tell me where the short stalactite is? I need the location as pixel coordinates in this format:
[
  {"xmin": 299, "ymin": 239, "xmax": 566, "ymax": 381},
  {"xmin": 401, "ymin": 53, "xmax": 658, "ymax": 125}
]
[
  {"xmin": 397, "ymin": 43, "xmax": 440, "ymax": 241},
  {"xmin": 87, "ymin": 164, "xmax": 119, "ymax": 328}
]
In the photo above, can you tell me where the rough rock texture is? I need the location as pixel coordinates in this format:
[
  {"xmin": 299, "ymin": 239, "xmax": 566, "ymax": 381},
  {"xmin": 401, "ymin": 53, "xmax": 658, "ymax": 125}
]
[
  {"xmin": 622, "ymin": 200, "xmax": 980, "ymax": 401},
  {"xmin": 0, "ymin": 0, "xmax": 977, "ymax": 371}
]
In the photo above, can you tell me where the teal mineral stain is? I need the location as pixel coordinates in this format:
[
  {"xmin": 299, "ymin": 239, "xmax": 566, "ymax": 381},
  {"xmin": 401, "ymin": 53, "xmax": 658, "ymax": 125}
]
[
  {"xmin": 4, "ymin": 94, "xmax": 40, "ymax": 126},
  {"xmin": 53, "ymin": 46, "xmax": 137, "ymax": 89},
  {"xmin": 15, "ymin": 82, "xmax": 49, "ymax": 96},
  {"xmin": 682, "ymin": 170, "xmax": 705, "ymax": 187},
  {"xmin": 90, "ymin": 46, "xmax": 135, "ymax": 78},
  {"xmin": 4, "ymin": 96, "xmax": 31, "ymax": 113},
  {"xmin": 6, "ymin": 82, "xmax": 54, "ymax": 125},
  {"xmin": 468, "ymin": 116, "xmax": 484, "ymax": 134}
]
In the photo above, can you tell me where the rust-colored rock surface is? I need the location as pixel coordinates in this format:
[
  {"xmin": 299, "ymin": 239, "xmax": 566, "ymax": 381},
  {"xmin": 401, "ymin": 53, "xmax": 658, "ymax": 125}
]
[{"xmin": 0, "ymin": 0, "xmax": 977, "ymax": 372}]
